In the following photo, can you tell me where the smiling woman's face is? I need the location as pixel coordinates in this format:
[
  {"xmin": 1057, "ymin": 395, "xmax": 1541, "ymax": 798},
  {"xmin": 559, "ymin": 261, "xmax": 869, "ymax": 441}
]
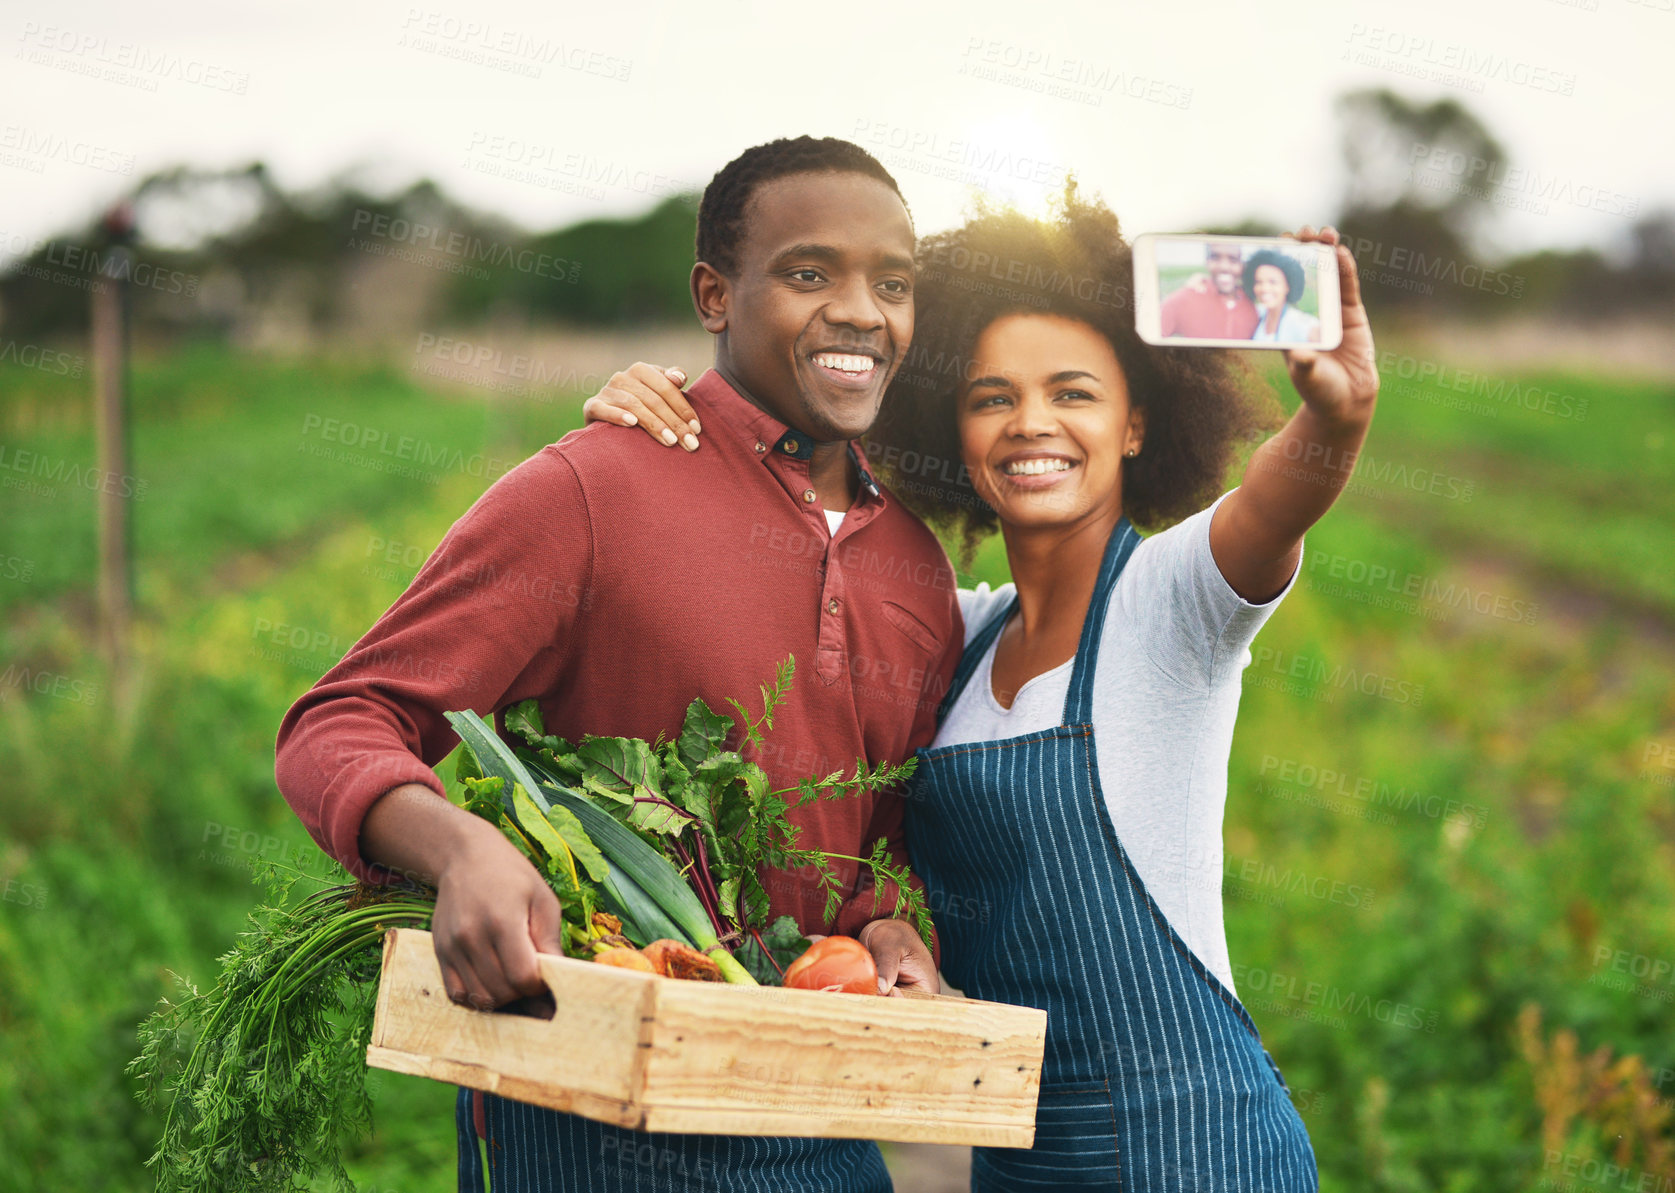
[
  {"xmin": 956, "ymin": 313, "xmax": 1144, "ymax": 532},
  {"xmin": 1252, "ymin": 262, "xmax": 1289, "ymax": 310}
]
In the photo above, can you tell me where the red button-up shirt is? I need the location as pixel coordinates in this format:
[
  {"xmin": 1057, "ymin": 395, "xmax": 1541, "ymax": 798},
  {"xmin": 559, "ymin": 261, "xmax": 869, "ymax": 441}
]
[
  {"xmin": 1160, "ymin": 283, "xmax": 1259, "ymax": 339},
  {"xmin": 275, "ymin": 368, "xmax": 962, "ymax": 942}
]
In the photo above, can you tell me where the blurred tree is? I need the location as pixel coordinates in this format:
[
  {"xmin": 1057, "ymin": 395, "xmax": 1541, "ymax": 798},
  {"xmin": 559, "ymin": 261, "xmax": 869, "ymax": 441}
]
[
  {"xmin": 1626, "ymin": 209, "xmax": 1675, "ymax": 303},
  {"xmin": 0, "ymin": 161, "xmax": 700, "ymax": 344},
  {"xmin": 1338, "ymin": 89, "xmax": 1506, "ymax": 239},
  {"xmin": 1335, "ymin": 88, "xmax": 1506, "ymax": 313},
  {"xmin": 447, "ymin": 193, "xmax": 698, "ymax": 326}
]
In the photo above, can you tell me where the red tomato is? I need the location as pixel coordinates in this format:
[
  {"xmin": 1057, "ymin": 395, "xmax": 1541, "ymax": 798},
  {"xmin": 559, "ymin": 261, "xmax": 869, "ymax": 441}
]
[{"xmin": 783, "ymin": 936, "xmax": 878, "ymax": 995}]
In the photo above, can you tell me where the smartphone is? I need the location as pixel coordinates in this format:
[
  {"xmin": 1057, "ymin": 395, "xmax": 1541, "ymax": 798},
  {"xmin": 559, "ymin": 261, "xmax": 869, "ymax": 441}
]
[{"xmin": 1132, "ymin": 233, "xmax": 1341, "ymax": 350}]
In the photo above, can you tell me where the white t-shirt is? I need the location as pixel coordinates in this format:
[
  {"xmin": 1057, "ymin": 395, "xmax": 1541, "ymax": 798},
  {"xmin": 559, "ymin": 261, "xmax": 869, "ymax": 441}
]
[
  {"xmin": 824, "ymin": 508, "xmax": 844, "ymax": 535},
  {"xmin": 931, "ymin": 490, "xmax": 1300, "ymax": 996}
]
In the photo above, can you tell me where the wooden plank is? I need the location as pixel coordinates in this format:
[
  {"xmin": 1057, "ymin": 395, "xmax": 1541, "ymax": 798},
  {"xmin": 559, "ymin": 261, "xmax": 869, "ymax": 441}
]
[
  {"xmin": 640, "ymin": 981, "xmax": 1044, "ymax": 1146},
  {"xmin": 366, "ymin": 1047, "xmax": 645, "ymax": 1127},
  {"xmin": 639, "ymin": 1106, "xmax": 1035, "ymax": 1148},
  {"xmin": 367, "ymin": 929, "xmax": 655, "ymax": 1107},
  {"xmin": 368, "ymin": 928, "xmax": 1047, "ymax": 1145}
]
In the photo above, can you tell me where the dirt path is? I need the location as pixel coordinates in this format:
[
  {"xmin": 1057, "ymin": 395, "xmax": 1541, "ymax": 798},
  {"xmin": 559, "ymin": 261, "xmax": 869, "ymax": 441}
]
[{"xmin": 1383, "ymin": 315, "xmax": 1675, "ymax": 380}]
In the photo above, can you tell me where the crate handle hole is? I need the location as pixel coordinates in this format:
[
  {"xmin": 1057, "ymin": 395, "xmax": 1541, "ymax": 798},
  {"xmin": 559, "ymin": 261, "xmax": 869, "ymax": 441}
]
[{"xmin": 494, "ymin": 988, "xmax": 557, "ymax": 1021}]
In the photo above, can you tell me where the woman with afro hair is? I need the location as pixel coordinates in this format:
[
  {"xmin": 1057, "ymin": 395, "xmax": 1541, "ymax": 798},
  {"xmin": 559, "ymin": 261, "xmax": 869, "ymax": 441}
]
[
  {"xmin": 586, "ymin": 181, "xmax": 1379, "ymax": 1191},
  {"xmin": 1244, "ymin": 246, "xmax": 1324, "ymax": 343}
]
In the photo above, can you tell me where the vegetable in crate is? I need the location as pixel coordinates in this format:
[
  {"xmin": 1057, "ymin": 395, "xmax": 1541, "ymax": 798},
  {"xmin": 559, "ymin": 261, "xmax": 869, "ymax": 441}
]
[
  {"xmin": 783, "ymin": 936, "xmax": 880, "ymax": 995},
  {"xmin": 130, "ymin": 656, "xmax": 932, "ymax": 1192},
  {"xmin": 489, "ymin": 655, "xmax": 934, "ymax": 975}
]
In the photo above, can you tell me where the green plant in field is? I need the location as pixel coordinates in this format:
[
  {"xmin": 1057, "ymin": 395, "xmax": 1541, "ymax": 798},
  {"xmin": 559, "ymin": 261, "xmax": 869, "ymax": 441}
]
[{"xmin": 1517, "ymin": 1003, "xmax": 1675, "ymax": 1176}]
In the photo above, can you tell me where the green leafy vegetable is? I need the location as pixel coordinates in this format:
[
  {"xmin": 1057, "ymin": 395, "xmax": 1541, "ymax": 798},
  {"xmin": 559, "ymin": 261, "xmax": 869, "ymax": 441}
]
[{"xmin": 509, "ymin": 657, "xmax": 931, "ymax": 957}]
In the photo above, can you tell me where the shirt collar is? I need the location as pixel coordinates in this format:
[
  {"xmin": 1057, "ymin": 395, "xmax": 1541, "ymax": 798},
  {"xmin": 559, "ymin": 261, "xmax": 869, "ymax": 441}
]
[{"xmin": 688, "ymin": 369, "xmax": 882, "ymax": 500}]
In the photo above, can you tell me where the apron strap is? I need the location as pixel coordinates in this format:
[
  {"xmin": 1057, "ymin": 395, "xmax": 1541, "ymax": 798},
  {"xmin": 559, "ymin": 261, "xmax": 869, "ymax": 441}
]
[
  {"xmin": 934, "ymin": 593, "xmax": 1017, "ymax": 725},
  {"xmin": 1060, "ymin": 518, "xmax": 1141, "ymax": 726}
]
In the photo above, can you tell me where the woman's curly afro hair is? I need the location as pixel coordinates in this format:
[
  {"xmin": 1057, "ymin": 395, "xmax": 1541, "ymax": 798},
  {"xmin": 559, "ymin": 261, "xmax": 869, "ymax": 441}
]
[
  {"xmin": 864, "ymin": 183, "xmax": 1281, "ymax": 560},
  {"xmin": 1243, "ymin": 248, "xmax": 1306, "ymax": 305}
]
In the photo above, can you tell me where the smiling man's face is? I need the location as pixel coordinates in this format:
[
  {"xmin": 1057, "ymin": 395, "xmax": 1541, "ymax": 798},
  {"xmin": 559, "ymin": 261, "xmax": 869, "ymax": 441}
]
[
  {"xmin": 1206, "ymin": 243, "xmax": 1244, "ymax": 295},
  {"xmin": 703, "ymin": 171, "xmax": 916, "ymax": 442}
]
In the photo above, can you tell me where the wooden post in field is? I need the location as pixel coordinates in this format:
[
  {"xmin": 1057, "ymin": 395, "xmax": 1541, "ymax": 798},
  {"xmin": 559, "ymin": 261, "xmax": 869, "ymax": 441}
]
[{"xmin": 93, "ymin": 204, "xmax": 134, "ymax": 673}]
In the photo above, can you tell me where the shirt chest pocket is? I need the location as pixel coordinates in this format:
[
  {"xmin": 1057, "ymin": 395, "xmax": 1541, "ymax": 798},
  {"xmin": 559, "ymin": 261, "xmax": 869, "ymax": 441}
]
[
  {"xmin": 880, "ymin": 599, "xmax": 940, "ymax": 654},
  {"xmin": 839, "ymin": 599, "xmax": 941, "ymax": 721}
]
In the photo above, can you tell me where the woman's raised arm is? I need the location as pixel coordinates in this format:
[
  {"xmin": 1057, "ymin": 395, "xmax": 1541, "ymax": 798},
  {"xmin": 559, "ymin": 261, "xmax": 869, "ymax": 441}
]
[{"xmin": 1210, "ymin": 225, "xmax": 1380, "ymax": 603}]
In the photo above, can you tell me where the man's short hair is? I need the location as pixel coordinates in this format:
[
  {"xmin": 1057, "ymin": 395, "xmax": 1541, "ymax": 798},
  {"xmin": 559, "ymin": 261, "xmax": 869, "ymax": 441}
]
[{"xmin": 696, "ymin": 136, "xmax": 908, "ymax": 276}]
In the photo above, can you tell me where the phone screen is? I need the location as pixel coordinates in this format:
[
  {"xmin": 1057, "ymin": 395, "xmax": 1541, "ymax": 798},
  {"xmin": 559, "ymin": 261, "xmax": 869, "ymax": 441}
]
[{"xmin": 1132, "ymin": 234, "xmax": 1341, "ymax": 350}]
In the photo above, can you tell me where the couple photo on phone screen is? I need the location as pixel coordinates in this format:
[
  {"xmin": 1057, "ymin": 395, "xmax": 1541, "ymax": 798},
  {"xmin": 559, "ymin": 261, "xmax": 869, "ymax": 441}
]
[{"xmin": 1159, "ymin": 239, "xmax": 1325, "ymax": 343}]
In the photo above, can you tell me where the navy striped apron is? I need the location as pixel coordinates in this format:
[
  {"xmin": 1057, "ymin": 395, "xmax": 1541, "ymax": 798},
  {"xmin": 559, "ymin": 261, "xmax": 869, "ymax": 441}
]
[
  {"xmin": 456, "ymin": 1086, "xmax": 892, "ymax": 1191},
  {"xmin": 905, "ymin": 518, "xmax": 1318, "ymax": 1191}
]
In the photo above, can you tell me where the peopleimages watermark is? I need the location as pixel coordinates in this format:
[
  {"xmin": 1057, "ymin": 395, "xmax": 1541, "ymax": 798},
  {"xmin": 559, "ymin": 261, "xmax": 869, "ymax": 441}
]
[
  {"xmin": 297, "ymin": 411, "xmax": 517, "ymax": 484},
  {"xmin": 1588, "ymin": 945, "xmax": 1675, "ymax": 1006},
  {"xmin": 918, "ymin": 241, "xmax": 1128, "ymax": 312},
  {"xmin": 200, "ymin": 820, "xmax": 334, "ymax": 878},
  {"xmin": 1251, "ymin": 439, "xmax": 1478, "ymax": 504},
  {"xmin": 410, "ymin": 333, "xmax": 609, "ymax": 403},
  {"xmin": 0, "ymin": 339, "xmax": 84, "ymax": 378},
  {"xmin": 0, "ymin": 555, "xmax": 35, "ymax": 584},
  {"xmin": 358, "ymin": 534, "xmax": 594, "ymax": 611},
  {"xmin": 1235, "ymin": 963, "xmax": 1439, "ymax": 1033},
  {"xmin": 0, "ymin": 123, "xmax": 135, "ymax": 176},
  {"xmin": 1137, "ymin": 841, "xmax": 1376, "ymax": 913},
  {"xmin": 348, "ymin": 208, "xmax": 580, "ymax": 284},
  {"xmin": 1307, "ymin": 549, "xmax": 1540, "ymax": 627},
  {"xmin": 1224, "ymin": 855, "xmax": 1376, "ymax": 912},
  {"xmin": 1343, "ymin": 235, "xmax": 1524, "ymax": 300},
  {"xmin": 397, "ymin": 9, "xmax": 631, "ymax": 81},
  {"xmin": 1, "ymin": 878, "xmax": 48, "ymax": 911},
  {"xmin": 850, "ymin": 117, "xmax": 1072, "ymax": 192},
  {"xmin": 1407, "ymin": 143, "xmax": 1638, "ymax": 220},
  {"xmin": 958, "ymin": 35, "xmax": 1193, "ymax": 109},
  {"xmin": 249, "ymin": 615, "xmax": 495, "ymax": 683},
  {"xmin": 461, "ymin": 133, "xmax": 692, "ymax": 201},
  {"xmin": 362, "ymin": 535, "xmax": 427, "ymax": 583},
  {"xmin": 0, "ymin": 443, "xmax": 148, "ymax": 501},
  {"xmin": 1256, "ymin": 754, "xmax": 1488, "ymax": 828},
  {"xmin": 0, "ymin": 231, "xmax": 200, "ymax": 298},
  {"xmin": 16, "ymin": 21, "xmax": 251, "ymax": 94},
  {"xmin": 0, "ymin": 663, "xmax": 100, "ymax": 707},
  {"xmin": 1244, "ymin": 645, "xmax": 1426, "ymax": 708},
  {"xmin": 1643, "ymin": 741, "xmax": 1675, "ymax": 788},
  {"xmin": 1378, "ymin": 350, "xmax": 1589, "ymax": 422},
  {"xmin": 1539, "ymin": 1149, "xmax": 1675, "ymax": 1192},
  {"xmin": 1341, "ymin": 24, "xmax": 1577, "ymax": 96}
]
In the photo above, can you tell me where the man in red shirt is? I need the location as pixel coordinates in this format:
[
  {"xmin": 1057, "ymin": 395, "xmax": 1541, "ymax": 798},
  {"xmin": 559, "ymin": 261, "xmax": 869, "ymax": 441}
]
[
  {"xmin": 1160, "ymin": 240, "xmax": 1259, "ymax": 339},
  {"xmin": 274, "ymin": 137, "xmax": 959, "ymax": 1191}
]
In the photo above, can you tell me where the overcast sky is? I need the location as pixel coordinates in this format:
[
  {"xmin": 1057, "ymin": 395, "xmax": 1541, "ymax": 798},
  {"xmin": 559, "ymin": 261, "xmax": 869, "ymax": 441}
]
[{"xmin": 3, "ymin": 0, "xmax": 1670, "ymax": 269}]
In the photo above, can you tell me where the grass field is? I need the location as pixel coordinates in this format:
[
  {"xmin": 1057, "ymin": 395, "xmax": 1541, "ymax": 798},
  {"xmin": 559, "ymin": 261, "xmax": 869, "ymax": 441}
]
[{"xmin": 1, "ymin": 336, "xmax": 1671, "ymax": 1191}]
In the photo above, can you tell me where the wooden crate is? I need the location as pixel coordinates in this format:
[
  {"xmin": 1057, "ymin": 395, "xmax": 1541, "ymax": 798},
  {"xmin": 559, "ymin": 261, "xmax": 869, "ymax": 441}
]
[{"xmin": 367, "ymin": 928, "xmax": 1046, "ymax": 1147}]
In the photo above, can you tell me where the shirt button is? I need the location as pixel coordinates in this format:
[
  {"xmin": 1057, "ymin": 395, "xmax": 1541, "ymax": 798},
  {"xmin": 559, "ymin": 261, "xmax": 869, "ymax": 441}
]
[
  {"xmin": 783, "ymin": 439, "xmax": 798, "ymax": 453},
  {"xmin": 803, "ymin": 489, "xmax": 816, "ymax": 503},
  {"xmin": 827, "ymin": 598, "xmax": 840, "ymax": 614},
  {"xmin": 754, "ymin": 440, "xmax": 767, "ymax": 454}
]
